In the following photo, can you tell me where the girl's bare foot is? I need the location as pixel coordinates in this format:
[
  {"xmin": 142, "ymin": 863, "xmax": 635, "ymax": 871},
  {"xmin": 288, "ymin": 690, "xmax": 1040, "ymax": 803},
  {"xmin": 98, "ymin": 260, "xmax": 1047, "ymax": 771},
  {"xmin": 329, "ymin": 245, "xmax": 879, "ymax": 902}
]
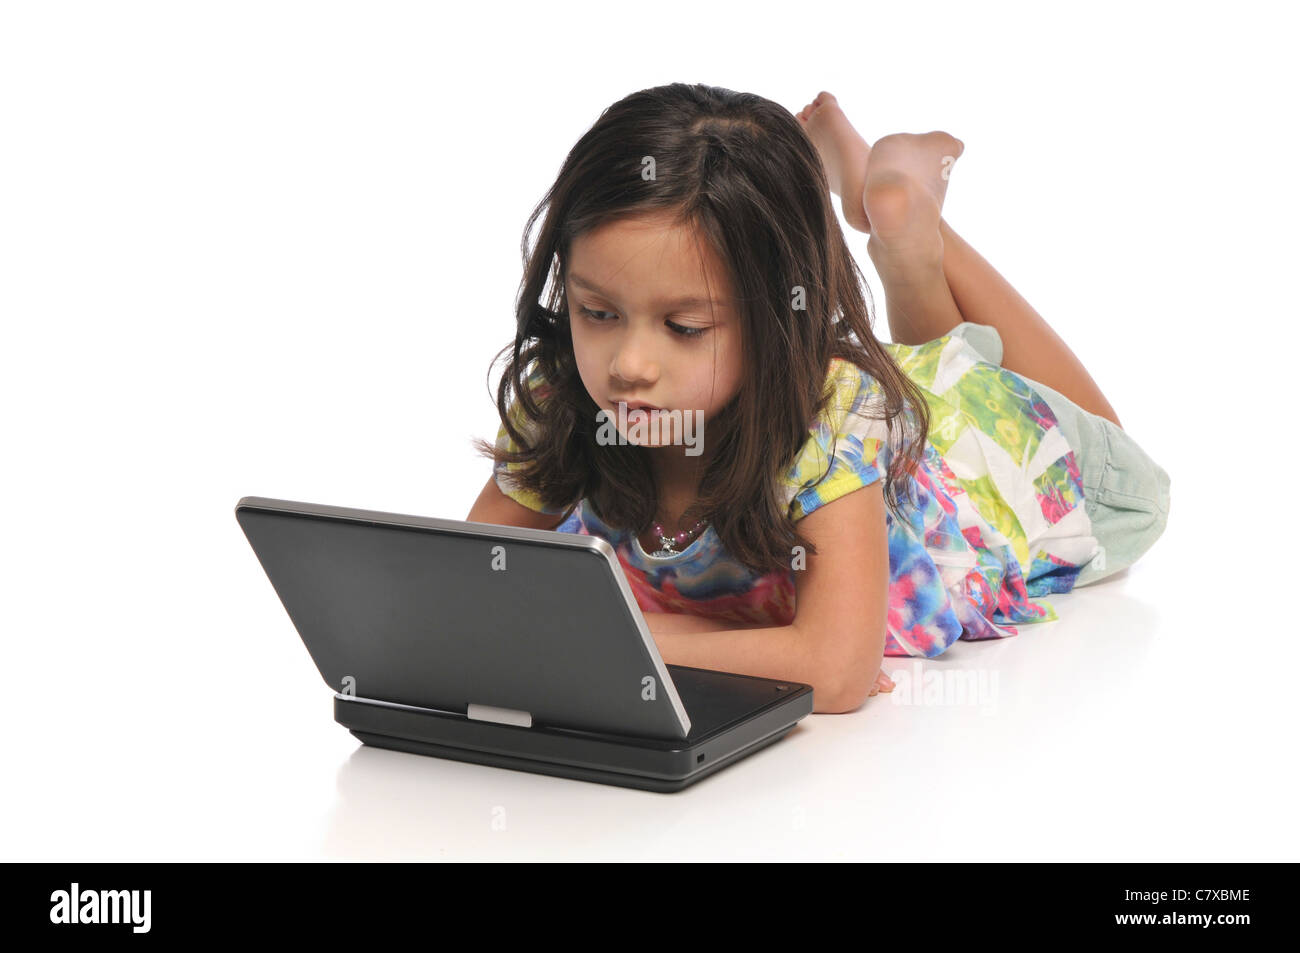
[
  {"xmin": 863, "ymin": 131, "xmax": 964, "ymax": 273},
  {"xmin": 862, "ymin": 131, "xmax": 964, "ymax": 244},
  {"xmin": 795, "ymin": 91, "xmax": 873, "ymax": 233}
]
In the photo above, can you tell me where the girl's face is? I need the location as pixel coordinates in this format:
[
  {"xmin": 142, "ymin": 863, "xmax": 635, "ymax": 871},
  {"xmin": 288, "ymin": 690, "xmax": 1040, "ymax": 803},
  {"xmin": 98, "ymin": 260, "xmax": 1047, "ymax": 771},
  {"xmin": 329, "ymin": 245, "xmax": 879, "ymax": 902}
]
[{"xmin": 565, "ymin": 212, "xmax": 743, "ymax": 454}]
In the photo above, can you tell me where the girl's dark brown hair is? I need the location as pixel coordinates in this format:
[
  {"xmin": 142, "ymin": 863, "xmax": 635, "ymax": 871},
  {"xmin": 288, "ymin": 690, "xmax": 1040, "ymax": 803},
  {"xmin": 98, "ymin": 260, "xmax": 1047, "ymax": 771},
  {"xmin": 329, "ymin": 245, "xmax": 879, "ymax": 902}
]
[{"xmin": 471, "ymin": 82, "xmax": 930, "ymax": 576}]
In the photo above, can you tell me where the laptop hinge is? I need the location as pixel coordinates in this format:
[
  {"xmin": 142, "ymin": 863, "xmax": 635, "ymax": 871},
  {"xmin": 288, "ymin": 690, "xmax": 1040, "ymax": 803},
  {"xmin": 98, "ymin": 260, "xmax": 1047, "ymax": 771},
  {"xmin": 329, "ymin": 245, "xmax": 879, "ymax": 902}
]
[{"xmin": 466, "ymin": 703, "xmax": 532, "ymax": 728}]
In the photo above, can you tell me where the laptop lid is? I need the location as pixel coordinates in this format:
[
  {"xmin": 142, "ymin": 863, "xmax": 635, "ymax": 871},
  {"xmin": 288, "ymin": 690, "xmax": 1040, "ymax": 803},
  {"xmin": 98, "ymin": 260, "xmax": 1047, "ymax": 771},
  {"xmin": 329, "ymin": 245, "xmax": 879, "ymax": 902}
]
[{"xmin": 235, "ymin": 496, "xmax": 692, "ymax": 739}]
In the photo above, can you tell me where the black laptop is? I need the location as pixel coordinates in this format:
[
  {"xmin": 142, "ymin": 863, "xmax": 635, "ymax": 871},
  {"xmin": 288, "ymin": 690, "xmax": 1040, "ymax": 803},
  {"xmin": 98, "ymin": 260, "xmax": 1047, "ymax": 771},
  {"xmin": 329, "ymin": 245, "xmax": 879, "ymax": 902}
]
[{"xmin": 235, "ymin": 496, "xmax": 814, "ymax": 792}]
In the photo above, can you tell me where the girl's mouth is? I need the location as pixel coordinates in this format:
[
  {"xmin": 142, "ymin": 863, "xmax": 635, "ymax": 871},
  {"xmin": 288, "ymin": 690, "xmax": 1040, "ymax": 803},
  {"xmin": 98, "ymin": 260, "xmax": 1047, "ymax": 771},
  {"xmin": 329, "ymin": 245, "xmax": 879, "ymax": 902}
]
[{"xmin": 613, "ymin": 400, "xmax": 661, "ymax": 412}]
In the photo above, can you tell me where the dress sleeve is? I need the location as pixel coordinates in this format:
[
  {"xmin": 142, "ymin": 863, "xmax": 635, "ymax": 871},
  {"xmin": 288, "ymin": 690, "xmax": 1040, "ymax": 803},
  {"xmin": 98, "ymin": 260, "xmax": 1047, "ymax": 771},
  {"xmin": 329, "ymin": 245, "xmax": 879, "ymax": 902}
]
[
  {"xmin": 492, "ymin": 364, "xmax": 567, "ymax": 516},
  {"xmin": 783, "ymin": 358, "xmax": 891, "ymax": 522}
]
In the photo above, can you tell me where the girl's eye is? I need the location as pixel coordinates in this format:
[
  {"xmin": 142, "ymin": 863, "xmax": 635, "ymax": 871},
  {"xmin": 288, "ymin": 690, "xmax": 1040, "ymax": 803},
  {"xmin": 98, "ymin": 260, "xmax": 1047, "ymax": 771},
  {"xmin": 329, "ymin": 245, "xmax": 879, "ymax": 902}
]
[
  {"xmin": 668, "ymin": 321, "xmax": 708, "ymax": 339},
  {"xmin": 580, "ymin": 307, "xmax": 708, "ymax": 339}
]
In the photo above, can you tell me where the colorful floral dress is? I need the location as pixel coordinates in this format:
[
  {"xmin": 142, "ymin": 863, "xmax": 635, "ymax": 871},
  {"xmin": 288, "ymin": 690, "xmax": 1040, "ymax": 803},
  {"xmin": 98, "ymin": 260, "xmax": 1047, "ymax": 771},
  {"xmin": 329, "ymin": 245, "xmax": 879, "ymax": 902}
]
[{"xmin": 493, "ymin": 327, "xmax": 1099, "ymax": 658}]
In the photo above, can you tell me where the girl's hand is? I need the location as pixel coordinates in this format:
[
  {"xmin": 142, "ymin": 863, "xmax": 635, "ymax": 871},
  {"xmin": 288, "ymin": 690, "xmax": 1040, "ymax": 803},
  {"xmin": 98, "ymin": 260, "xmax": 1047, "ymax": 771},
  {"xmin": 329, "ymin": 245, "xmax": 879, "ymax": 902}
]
[{"xmin": 868, "ymin": 669, "xmax": 895, "ymax": 697}]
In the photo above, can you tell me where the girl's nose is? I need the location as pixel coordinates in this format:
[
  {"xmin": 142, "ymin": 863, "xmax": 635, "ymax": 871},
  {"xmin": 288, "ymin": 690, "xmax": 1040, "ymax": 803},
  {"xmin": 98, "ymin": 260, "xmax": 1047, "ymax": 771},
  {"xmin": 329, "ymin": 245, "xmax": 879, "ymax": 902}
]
[{"xmin": 609, "ymin": 328, "xmax": 660, "ymax": 386}]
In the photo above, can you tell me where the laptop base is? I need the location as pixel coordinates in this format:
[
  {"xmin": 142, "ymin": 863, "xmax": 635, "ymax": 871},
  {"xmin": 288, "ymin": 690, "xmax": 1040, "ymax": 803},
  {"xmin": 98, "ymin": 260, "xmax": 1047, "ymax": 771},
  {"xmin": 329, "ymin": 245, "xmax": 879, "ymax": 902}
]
[
  {"xmin": 334, "ymin": 676, "xmax": 813, "ymax": 793},
  {"xmin": 346, "ymin": 725, "xmax": 798, "ymax": 793}
]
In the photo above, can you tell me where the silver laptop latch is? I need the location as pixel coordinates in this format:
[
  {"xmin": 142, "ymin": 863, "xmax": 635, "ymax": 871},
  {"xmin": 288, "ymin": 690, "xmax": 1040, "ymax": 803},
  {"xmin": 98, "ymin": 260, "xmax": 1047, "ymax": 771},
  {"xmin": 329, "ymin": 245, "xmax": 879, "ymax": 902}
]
[{"xmin": 466, "ymin": 703, "xmax": 532, "ymax": 728}]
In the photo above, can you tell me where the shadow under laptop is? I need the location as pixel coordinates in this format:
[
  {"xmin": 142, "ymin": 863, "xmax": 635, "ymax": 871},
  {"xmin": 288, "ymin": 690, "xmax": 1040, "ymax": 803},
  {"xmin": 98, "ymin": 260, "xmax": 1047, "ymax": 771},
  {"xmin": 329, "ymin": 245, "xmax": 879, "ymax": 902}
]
[
  {"xmin": 319, "ymin": 583, "xmax": 1163, "ymax": 859},
  {"xmin": 320, "ymin": 721, "xmax": 816, "ymax": 860}
]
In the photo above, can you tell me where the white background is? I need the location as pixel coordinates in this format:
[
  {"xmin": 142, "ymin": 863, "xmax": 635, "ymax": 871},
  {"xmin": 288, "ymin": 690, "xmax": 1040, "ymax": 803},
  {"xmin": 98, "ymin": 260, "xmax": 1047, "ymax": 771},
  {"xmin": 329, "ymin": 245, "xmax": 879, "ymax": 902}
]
[{"xmin": 3, "ymin": 0, "xmax": 1296, "ymax": 861}]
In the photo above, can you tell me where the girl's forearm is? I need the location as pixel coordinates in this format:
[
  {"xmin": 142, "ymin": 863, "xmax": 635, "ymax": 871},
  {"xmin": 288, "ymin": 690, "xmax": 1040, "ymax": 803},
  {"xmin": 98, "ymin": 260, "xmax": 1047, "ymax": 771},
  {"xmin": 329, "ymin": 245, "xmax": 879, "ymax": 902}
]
[
  {"xmin": 642, "ymin": 611, "xmax": 744, "ymax": 635},
  {"xmin": 643, "ymin": 613, "xmax": 846, "ymax": 712}
]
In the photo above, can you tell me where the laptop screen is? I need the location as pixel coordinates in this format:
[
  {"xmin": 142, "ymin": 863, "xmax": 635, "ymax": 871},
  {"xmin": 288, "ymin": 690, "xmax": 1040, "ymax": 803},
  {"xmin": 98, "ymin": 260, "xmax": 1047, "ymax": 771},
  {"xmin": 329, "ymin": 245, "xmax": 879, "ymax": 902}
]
[{"xmin": 236, "ymin": 497, "xmax": 691, "ymax": 739}]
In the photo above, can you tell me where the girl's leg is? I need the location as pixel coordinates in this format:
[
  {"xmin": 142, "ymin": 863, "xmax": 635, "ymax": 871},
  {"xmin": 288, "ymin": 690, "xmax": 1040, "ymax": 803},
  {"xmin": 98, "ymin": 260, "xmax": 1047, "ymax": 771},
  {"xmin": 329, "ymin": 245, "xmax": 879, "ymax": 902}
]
[
  {"xmin": 796, "ymin": 95, "xmax": 968, "ymax": 347},
  {"xmin": 855, "ymin": 135, "xmax": 970, "ymax": 356},
  {"xmin": 937, "ymin": 218, "xmax": 1123, "ymax": 428},
  {"xmin": 795, "ymin": 95, "xmax": 1123, "ymax": 428},
  {"xmin": 864, "ymin": 205, "xmax": 966, "ymax": 353},
  {"xmin": 861, "ymin": 140, "xmax": 1123, "ymax": 429}
]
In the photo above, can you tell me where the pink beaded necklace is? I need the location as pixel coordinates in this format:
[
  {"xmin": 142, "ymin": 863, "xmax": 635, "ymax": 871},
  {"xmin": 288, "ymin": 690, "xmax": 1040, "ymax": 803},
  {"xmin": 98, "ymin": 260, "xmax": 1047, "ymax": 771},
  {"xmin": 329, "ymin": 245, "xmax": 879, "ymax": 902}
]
[{"xmin": 646, "ymin": 515, "xmax": 710, "ymax": 557}]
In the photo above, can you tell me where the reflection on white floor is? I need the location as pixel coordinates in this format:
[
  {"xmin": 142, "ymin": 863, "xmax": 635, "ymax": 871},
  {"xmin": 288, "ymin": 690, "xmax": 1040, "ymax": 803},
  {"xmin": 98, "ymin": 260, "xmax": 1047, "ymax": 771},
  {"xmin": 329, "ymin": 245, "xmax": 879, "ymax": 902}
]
[{"xmin": 11, "ymin": 480, "xmax": 1288, "ymax": 861}]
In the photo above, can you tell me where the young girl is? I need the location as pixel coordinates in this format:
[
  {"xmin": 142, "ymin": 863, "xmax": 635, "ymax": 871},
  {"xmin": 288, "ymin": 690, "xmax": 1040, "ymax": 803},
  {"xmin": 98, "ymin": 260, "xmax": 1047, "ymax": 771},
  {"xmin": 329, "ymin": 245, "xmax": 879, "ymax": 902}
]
[{"xmin": 468, "ymin": 85, "xmax": 1171, "ymax": 714}]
